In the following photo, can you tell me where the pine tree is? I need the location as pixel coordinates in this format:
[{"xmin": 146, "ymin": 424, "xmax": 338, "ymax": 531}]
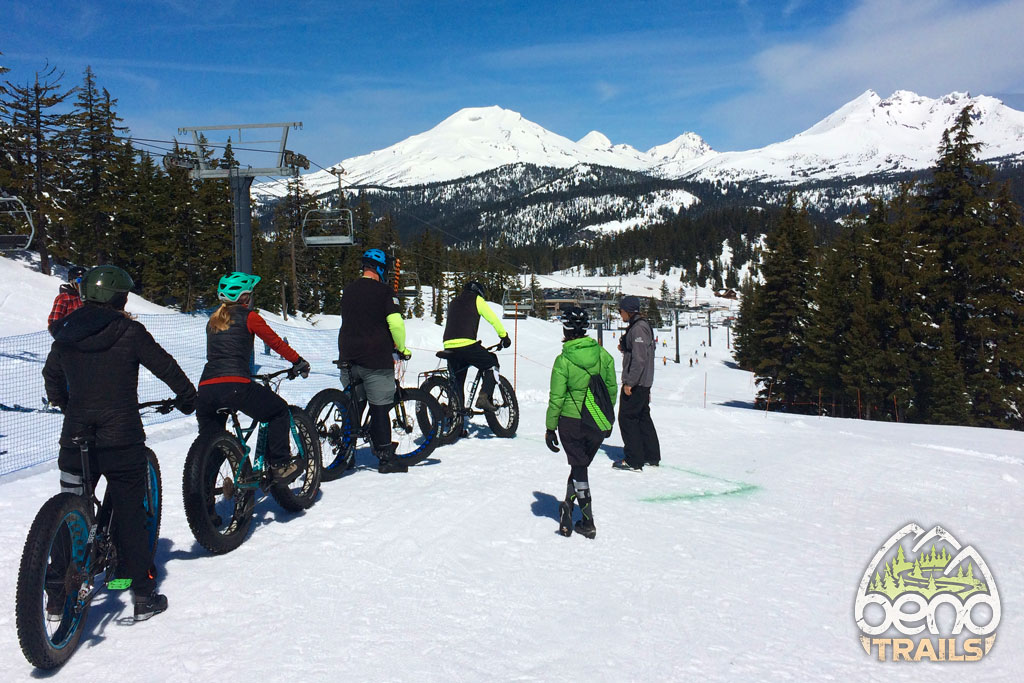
[
  {"xmin": 749, "ymin": 194, "xmax": 815, "ymax": 406},
  {"xmin": 1, "ymin": 64, "xmax": 75, "ymax": 274},
  {"xmin": 65, "ymin": 67, "xmax": 131, "ymax": 265}
]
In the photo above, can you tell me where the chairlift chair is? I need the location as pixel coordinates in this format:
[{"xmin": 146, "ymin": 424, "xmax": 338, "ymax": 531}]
[
  {"xmin": 0, "ymin": 195, "xmax": 35, "ymax": 252},
  {"xmin": 501, "ymin": 288, "xmax": 532, "ymax": 319},
  {"xmin": 301, "ymin": 207, "xmax": 355, "ymax": 247},
  {"xmin": 397, "ymin": 272, "xmax": 421, "ymax": 299}
]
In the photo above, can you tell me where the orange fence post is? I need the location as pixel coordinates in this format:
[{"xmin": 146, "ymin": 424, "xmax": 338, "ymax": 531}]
[
  {"xmin": 857, "ymin": 388, "xmax": 862, "ymax": 420},
  {"xmin": 513, "ymin": 301, "xmax": 519, "ymax": 391},
  {"xmin": 765, "ymin": 377, "xmax": 775, "ymax": 416},
  {"xmin": 818, "ymin": 387, "xmax": 822, "ymax": 416},
  {"xmin": 893, "ymin": 394, "xmax": 899, "ymax": 423}
]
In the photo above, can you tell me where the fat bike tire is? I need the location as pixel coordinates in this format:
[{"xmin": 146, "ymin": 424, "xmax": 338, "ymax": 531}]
[
  {"xmin": 182, "ymin": 432, "xmax": 253, "ymax": 555},
  {"xmin": 418, "ymin": 376, "xmax": 462, "ymax": 445},
  {"xmin": 305, "ymin": 388, "xmax": 356, "ymax": 481},
  {"xmin": 270, "ymin": 407, "xmax": 322, "ymax": 511},
  {"xmin": 15, "ymin": 493, "xmax": 94, "ymax": 670},
  {"xmin": 484, "ymin": 375, "xmax": 519, "ymax": 438}
]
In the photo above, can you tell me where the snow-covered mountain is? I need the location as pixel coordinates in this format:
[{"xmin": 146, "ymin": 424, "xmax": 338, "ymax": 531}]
[
  {"xmin": 256, "ymin": 90, "xmax": 1024, "ymax": 200},
  {"xmin": 255, "ymin": 106, "xmax": 712, "ymax": 197},
  {"xmin": 669, "ymin": 90, "xmax": 1024, "ymax": 183}
]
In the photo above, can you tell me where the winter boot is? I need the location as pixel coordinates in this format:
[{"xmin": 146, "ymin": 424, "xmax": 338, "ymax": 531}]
[
  {"xmin": 270, "ymin": 457, "xmax": 301, "ymax": 485},
  {"xmin": 572, "ymin": 483, "xmax": 596, "ymax": 539},
  {"xmin": 375, "ymin": 442, "xmax": 408, "ymax": 474},
  {"xmin": 474, "ymin": 393, "xmax": 498, "ymax": 412},
  {"xmin": 558, "ymin": 478, "xmax": 575, "ymax": 537},
  {"xmin": 133, "ymin": 590, "xmax": 168, "ymax": 622}
]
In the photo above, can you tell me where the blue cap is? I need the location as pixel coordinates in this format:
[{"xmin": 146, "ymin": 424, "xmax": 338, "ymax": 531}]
[{"xmin": 619, "ymin": 295, "xmax": 641, "ymax": 314}]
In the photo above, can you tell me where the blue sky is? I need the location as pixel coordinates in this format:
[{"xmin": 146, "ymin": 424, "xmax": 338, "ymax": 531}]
[{"xmin": 4, "ymin": 0, "xmax": 1024, "ymax": 168}]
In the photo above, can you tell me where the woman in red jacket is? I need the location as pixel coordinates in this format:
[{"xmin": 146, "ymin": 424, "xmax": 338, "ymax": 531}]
[{"xmin": 196, "ymin": 272, "xmax": 309, "ymax": 482}]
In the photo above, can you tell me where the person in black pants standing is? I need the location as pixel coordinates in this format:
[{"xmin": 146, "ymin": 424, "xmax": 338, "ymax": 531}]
[{"xmin": 612, "ymin": 296, "xmax": 661, "ymax": 471}]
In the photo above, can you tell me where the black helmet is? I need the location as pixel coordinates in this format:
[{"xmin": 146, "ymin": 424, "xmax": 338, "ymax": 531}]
[
  {"xmin": 562, "ymin": 306, "xmax": 589, "ymax": 333},
  {"xmin": 67, "ymin": 266, "xmax": 86, "ymax": 282},
  {"xmin": 84, "ymin": 265, "xmax": 134, "ymax": 304},
  {"xmin": 464, "ymin": 281, "xmax": 485, "ymax": 299}
]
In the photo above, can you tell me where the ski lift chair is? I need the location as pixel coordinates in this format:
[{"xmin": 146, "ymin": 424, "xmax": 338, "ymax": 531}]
[
  {"xmin": 502, "ymin": 288, "xmax": 531, "ymax": 319},
  {"xmin": 301, "ymin": 207, "xmax": 355, "ymax": 247},
  {"xmin": 397, "ymin": 272, "xmax": 421, "ymax": 298},
  {"xmin": 0, "ymin": 195, "xmax": 35, "ymax": 252}
]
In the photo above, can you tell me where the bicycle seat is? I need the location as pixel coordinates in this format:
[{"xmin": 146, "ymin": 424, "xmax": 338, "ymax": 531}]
[
  {"xmin": 216, "ymin": 408, "xmax": 235, "ymax": 416},
  {"xmin": 435, "ymin": 350, "xmax": 455, "ymax": 360},
  {"xmin": 70, "ymin": 427, "xmax": 96, "ymax": 446}
]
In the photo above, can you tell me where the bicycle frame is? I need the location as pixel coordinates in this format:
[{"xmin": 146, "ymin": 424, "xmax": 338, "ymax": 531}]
[
  {"xmin": 418, "ymin": 365, "xmax": 486, "ymax": 417},
  {"xmin": 221, "ymin": 370, "xmax": 307, "ymax": 491}
]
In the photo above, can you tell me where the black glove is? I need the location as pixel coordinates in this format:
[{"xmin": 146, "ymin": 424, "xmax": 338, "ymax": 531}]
[
  {"xmin": 289, "ymin": 357, "xmax": 311, "ymax": 379},
  {"xmin": 175, "ymin": 392, "xmax": 196, "ymax": 416},
  {"xmin": 399, "ymin": 348, "xmax": 412, "ymax": 361},
  {"xmin": 500, "ymin": 335, "xmax": 512, "ymax": 349},
  {"xmin": 545, "ymin": 429, "xmax": 560, "ymax": 453}
]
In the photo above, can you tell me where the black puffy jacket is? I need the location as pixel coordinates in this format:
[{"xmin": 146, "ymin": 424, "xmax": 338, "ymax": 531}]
[{"xmin": 42, "ymin": 304, "xmax": 196, "ymax": 449}]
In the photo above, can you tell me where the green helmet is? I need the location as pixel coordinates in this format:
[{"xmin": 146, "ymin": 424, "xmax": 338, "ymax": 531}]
[
  {"xmin": 84, "ymin": 265, "xmax": 134, "ymax": 303},
  {"xmin": 217, "ymin": 272, "xmax": 261, "ymax": 302}
]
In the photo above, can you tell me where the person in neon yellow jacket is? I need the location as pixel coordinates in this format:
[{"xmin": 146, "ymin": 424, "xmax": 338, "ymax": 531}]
[
  {"xmin": 544, "ymin": 306, "xmax": 617, "ymax": 539},
  {"xmin": 338, "ymin": 249, "xmax": 410, "ymax": 473},
  {"xmin": 442, "ymin": 281, "xmax": 511, "ymax": 415}
]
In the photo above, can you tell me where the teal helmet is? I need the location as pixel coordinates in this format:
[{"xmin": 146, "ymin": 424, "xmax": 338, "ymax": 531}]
[
  {"xmin": 217, "ymin": 272, "xmax": 261, "ymax": 302},
  {"xmin": 361, "ymin": 248, "xmax": 387, "ymax": 279},
  {"xmin": 84, "ymin": 265, "xmax": 134, "ymax": 304}
]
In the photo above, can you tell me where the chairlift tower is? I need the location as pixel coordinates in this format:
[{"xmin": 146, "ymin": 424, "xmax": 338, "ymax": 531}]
[{"xmin": 175, "ymin": 122, "xmax": 304, "ymax": 274}]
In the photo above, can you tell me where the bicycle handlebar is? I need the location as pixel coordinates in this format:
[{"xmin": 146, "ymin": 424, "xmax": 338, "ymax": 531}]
[
  {"xmin": 138, "ymin": 399, "xmax": 176, "ymax": 414},
  {"xmin": 253, "ymin": 367, "xmax": 301, "ymax": 383}
]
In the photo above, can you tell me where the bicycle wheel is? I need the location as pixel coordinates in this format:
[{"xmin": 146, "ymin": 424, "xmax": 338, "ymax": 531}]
[
  {"xmin": 305, "ymin": 388, "xmax": 356, "ymax": 481},
  {"xmin": 16, "ymin": 493, "xmax": 94, "ymax": 670},
  {"xmin": 484, "ymin": 375, "xmax": 519, "ymax": 438},
  {"xmin": 391, "ymin": 387, "xmax": 442, "ymax": 466},
  {"xmin": 419, "ymin": 375, "xmax": 462, "ymax": 445},
  {"xmin": 182, "ymin": 432, "xmax": 254, "ymax": 555},
  {"xmin": 270, "ymin": 407, "xmax": 322, "ymax": 511},
  {"xmin": 143, "ymin": 449, "xmax": 162, "ymax": 562}
]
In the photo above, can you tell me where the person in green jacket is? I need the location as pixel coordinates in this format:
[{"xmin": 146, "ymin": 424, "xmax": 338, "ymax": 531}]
[{"xmin": 545, "ymin": 307, "xmax": 617, "ymax": 539}]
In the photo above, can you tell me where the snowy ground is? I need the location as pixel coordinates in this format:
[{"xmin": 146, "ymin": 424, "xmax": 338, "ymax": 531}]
[{"xmin": 1, "ymin": 260, "xmax": 1023, "ymax": 680}]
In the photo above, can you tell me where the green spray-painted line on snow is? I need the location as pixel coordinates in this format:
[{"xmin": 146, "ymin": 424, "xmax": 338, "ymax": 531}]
[{"xmin": 640, "ymin": 464, "xmax": 760, "ymax": 503}]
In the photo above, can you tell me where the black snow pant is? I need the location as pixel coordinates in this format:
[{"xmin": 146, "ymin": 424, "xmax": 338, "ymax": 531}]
[
  {"xmin": 197, "ymin": 382, "xmax": 291, "ymax": 465},
  {"xmin": 558, "ymin": 416, "xmax": 602, "ymax": 484},
  {"xmin": 618, "ymin": 385, "xmax": 661, "ymax": 468},
  {"xmin": 446, "ymin": 342, "xmax": 499, "ymax": 406},
  {"xmin": 58, "ymin": 444, "xmax": 155, "ymax": 595},
  {"xmin": 558, "ymin": 416, "xmax": 601, "ymax": 520}
]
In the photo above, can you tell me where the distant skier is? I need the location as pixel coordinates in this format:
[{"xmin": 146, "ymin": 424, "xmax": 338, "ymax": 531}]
[
  {"xmin": 47, "ymin": 265, "xmax": 86, "ymax": 337},
  {"xmin": 545, "ymin": 307, "xmax": 616, "ymax": 539}
]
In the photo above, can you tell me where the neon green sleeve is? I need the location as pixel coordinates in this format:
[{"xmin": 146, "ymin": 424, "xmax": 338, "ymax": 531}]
[
  {"xmin": 386, "ymin": 312, "xmax": 407, "ymax": 352},
  {"xmin": 476, "ymin": 296, "xmax": 507, "ymax": 338}
]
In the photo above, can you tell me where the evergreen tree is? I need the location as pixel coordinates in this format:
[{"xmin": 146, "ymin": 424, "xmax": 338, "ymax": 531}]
[
  {"xmin": 748, "ymin": 194, "xmax": 814, "ymax": 406},
  {"xmin": 1, "ymin": 64, "xmax": 75, "ymax": 274}
]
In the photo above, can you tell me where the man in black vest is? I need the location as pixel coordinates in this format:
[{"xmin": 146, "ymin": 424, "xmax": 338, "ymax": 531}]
[
  {"xmin": 612, "ymin": 295, "xmax": 661, "ymax": 471},
  {"xmin": 339, "ymin": 249, "xmax": 411, "ymax": 473},
  {"xmin": 443, "ymin": 281, "xmax": 511, "ymax": 415}
]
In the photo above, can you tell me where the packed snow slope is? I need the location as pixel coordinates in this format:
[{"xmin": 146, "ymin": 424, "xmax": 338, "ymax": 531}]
[
  {"xmin": 1, "ymin": 261, "xmax": 1023, "ymax": 680},
  {"xmin": 256, "ymin": 90, "xmax": 1024, "ymax": 199}
]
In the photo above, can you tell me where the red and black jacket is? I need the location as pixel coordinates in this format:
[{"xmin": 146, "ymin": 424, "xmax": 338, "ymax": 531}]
[{"xmin": 199, "ymin": 306, "xmax": 299, "ymax": 386}]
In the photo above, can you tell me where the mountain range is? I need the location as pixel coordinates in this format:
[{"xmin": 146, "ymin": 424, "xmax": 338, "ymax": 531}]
[{"xmin": 256, "ymin": 90, "xmax": 1024, "ymax": 198}]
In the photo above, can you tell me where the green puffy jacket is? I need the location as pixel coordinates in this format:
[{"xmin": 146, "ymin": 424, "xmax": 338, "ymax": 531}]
[{"xmin": 546, "ymin": 336, "xmax": 618, "ymax": 430}]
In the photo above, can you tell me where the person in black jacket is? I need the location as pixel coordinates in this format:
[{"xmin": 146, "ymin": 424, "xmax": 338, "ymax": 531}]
[
  {"xmin": 612, "ymin": 295, "xmax": 661, "ymax": 471},
  {"xmin": 43, "ymin": 265, "xmax": 196, "ymax": 622}
]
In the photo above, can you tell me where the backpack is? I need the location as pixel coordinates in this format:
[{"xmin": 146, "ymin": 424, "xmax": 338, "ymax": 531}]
[{"xmin": 565, "ymin": 358, "xmax": 615, "ymax": 438}]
